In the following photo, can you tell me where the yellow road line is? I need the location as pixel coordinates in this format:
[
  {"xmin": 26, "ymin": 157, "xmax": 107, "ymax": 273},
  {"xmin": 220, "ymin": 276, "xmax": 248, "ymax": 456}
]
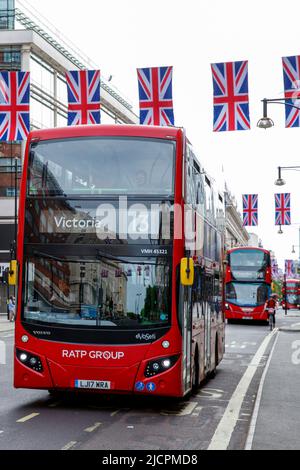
[
  {"xmin": 84, "ymin": 422, "xmax": 101, "ymax": 433},
  {"xmin": 16, "ymin": 413, "xmax": 40, "ymax": 423}
]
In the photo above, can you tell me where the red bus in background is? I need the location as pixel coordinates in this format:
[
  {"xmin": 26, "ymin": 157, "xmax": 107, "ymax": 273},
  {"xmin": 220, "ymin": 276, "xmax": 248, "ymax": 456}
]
[
  {"xmin": 282, "ymin": 279, "xmax": 300, "ymax": 310},
  {"xmin": 224, "ymin": 247, "xmax": 272, "ymax": 322},
  {"xmin": 14, "ymin": 124, "xmax": 225, "ymax": 399}
]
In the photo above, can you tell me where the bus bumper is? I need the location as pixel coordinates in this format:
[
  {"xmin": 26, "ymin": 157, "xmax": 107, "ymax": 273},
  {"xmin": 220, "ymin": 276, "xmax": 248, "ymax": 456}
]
[{"xmin": 14, "ymin": 350, "xmax": 183, "ymax": 397}]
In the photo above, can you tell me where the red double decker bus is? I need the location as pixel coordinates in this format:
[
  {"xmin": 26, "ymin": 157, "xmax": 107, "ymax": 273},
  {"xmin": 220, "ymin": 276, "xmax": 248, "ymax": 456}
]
[
  {"xmin": 224, "ymin": 247, "xmax": 272, "ymax": 322},
  {"xmin": 282, "ymin": 279, "xmax": 300, "ymax": 310},
  {"xmin": 14, "ymin": 124, "xmax": 225, "ymax": 398}
]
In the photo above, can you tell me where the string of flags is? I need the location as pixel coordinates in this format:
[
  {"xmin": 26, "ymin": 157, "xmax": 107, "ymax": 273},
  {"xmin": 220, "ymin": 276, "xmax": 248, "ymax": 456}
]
[
  {"xmin": 2, "ymin": 54, "xmax": 300, "ymax": 143},
  {"xmin": 271, "ymin": 259, "xmax": 300, "ymax": 279},
  {"xmin": 243, "ymin": 193, "xmax": 291, "ymax": 227}
]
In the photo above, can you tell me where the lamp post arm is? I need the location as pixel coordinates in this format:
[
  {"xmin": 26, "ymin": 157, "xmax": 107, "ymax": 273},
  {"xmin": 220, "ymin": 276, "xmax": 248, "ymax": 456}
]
[{"xmin": 266, "ymin": 101, "xmax": 300, "ymax": 111}]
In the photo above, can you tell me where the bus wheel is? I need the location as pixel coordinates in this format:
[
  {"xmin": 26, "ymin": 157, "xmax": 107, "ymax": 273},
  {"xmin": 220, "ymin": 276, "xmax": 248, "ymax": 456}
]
[{"xmin": 48, "ymin": 389, "xmax": 63, "ymax": 399}]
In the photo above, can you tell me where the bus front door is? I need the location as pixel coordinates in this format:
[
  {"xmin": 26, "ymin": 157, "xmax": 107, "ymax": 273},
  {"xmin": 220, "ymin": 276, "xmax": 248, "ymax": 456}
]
[
  {"xmin": 181, "ymin": 285, "xmax": 193, "ymax": 395},
  {"xmin": 204, "ymin": 274, "xmax": 212, "ymax": 373}
]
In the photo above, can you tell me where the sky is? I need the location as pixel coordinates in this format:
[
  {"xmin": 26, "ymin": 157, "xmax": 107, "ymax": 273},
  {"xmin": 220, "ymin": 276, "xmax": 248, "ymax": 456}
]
[{"xmin": 16, "ymin": 0, "xmax": 300, "ymax": 269}]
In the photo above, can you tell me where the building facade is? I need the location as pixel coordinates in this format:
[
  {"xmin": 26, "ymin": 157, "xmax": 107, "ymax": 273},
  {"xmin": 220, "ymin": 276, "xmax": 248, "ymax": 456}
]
[
  {"xmin": 0, "ymin": 1, "xmax": 138, "ymax": 309},
  {"xmin": 225, "ymin": 187, "xmax": 249, "ymax": 250}
]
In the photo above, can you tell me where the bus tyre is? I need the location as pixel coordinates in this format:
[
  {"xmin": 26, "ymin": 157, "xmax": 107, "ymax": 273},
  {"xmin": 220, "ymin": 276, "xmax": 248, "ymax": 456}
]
[{"xmin": 48, "ymin": 389, "xmax": 63, "ymax": 399}]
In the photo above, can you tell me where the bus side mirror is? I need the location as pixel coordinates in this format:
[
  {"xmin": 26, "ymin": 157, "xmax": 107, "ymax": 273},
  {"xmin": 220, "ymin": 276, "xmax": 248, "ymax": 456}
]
[
  {"xmin": 180, "ymin": 257, "xmax": 194, "ymax": 286},
  {"xmin": 9, "ymin": 260, "xmax": 17, "ymax": 286}
]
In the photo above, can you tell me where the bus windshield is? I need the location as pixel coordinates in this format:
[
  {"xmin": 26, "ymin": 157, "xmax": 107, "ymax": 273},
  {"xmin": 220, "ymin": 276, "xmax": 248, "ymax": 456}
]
[
  {"xmin": 229, "ymin": 249, "xmax": 269, "ymax": 280},
  {"xmin": 28, "ymin": 137, "xmax": 175, "ymax": 197},
  {"xmin": 226, "ymin": 282, "xmax": 269, "ymax": 307},
  {"xmin": 286, "ymin": 293, "xmax": 299, "ymax": 304},
  {"xmin": 23, "ymin": 255, "xmax": 171, "ymax": 329}
]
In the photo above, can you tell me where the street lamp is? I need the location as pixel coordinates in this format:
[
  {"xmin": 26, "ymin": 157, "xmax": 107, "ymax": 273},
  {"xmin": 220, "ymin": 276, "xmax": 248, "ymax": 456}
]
[
  {"xmin": 257, "ymin": 98, "xmax": 274, "ymax": 129},
  {"xmin": 292, "ymin": 227, "xmax": 300, "ymax": 264},
  {"xmin": 257, "ymin": 97, "xmax": 300, "ymax": 129},
  {"xmin": 278, "ymin": 225, "xmax": 283, "ymax": 235},
  {"xmin": 274, "ymin": 165, "xmax": 300, "ymax": 186}
]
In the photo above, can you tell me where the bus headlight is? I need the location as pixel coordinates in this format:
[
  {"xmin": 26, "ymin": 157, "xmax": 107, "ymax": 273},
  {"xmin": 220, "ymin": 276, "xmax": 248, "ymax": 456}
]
[
  {"xmin": 19, "ymin": 353, "xmax": 28, "ymax": 362},
  {"xmin": 16, "ymin": 349, "xmax": 43, "ymax": 373},
  {"xmin": 144, "ymin": 355, "xmax": 179, "ymax": 378},
  {"xmin": 225, "ymin": 303, "xmax": 230, "ymax": 310}
]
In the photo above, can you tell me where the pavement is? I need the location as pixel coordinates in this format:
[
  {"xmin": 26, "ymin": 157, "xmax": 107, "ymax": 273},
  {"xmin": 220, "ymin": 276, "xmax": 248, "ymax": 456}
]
[
  {"xmin": 0, "ymin": 313, "xmax": 15, "ymax": 333},
  {"xmin": 248, "ymin": 309, "xmax": 300, "ymax": 450}
]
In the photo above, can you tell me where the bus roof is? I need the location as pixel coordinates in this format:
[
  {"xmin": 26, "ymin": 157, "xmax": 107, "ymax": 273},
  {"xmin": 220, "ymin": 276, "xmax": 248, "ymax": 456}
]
[
  {"xmin": 227, "ymin": 246, "xmax": 270, "ymax": 254},
  {"xmin": 28, "ymin": 124, "xmax": 183, "ymax": 142}
]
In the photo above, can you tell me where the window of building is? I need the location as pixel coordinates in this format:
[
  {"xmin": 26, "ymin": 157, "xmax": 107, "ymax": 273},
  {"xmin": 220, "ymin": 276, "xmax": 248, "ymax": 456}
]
[
  {"xmin": 30, "ymin": 96, "xmax": 54, "ymax": 129},
  {"xmin": 0, "ymin": 0, "xmax": 15, "ymax": 30},
  {"xmin": 0, "ymin": 143, "xmax": 22, "ymax": 197},
  {"xmin": 31, "ymin": 55, "xmax": 54, "ymax": 95},
  {"xmin": 0, "ymin": 47, "xmax": 21, "ymax": 70}
]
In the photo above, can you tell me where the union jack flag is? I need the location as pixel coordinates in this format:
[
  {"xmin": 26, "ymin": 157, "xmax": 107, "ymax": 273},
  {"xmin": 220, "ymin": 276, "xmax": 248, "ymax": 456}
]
[
  {"xmin": 285, "ymin": 260, "xmax": 294, "ymax": 277},
  {"xmin": 282, "ymin": 56, "xmax": 300, "ymax": 127},
  {"xmin": 0, "ymin": 71, "xmax": 30, "ymax": 141},
  {"xmin": 66, "ymin": 70, "xmax": 100, "ymax": 126},
  {"xmin": 211, "ymin": 60, "xmax": 250, "ymax": 132},
  {"xmin": 275, "ymin": 193, "xmax": 291, "ymax": 225},
  {"xmin": 242, "ymin": 194, "xmax": 258, "ymax": 226},
  {"xmin": 137, "ymin": 66, "xmax": 174, "ymax": 126}
]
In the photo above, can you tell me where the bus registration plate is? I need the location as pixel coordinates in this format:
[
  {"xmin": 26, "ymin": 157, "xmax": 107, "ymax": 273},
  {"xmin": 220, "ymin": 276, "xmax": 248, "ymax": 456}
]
[
  {"xmin": 243, "ymin": 316, "xmax": 253, "ymax": 320},
  {"xmin": 75, "ymin": 380, "xmax": 111, "ymax": 390}
]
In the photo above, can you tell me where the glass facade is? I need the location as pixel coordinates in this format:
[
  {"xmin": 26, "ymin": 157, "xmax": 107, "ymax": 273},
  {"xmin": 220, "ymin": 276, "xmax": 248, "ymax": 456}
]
[{"xmin": 0, "ymin": 0, "xmax": 15, "ymax": 30}]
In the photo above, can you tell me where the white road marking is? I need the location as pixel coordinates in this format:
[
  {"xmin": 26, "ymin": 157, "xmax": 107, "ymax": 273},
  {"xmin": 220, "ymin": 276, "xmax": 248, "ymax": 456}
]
[
  {"xmin": 84, "ymin": 422, "xmax": 101, "ymax": 433},
  {"xmin": 208, "ymin": 328, "xmax": 278, "ymax": 450},
  {"xmin": 244, "ymin": 332, "xmax": 279, "ymax": 450},
  {"xmin": 16, "ymin": 413, "xmax": 40, "ymax": 423},
  {"xmin": 61, "ymin": 441, "xmax": 77, "ymax": 450},
  {"xmin": 226, "ymin": 341, "xmax": 257, "ymax": 349},
  {"xmin": 110, "ymin": 409, "xmax": 120, "ymax": 417},
  {"xmin": 191, "ymin": 406, "xmax": 203, "ymax": 417},
  {"xmin": 0, "ymin": 430, "xmax": 4, "ymax": 434},
  {"xmin": 197, "ymin": 388, "xmax": 224, "ymax": 400}
]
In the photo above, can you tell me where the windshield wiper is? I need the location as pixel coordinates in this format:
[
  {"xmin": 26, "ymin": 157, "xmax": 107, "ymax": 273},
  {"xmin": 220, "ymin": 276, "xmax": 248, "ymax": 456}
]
[{"xmin": 96, "ymin": 249, "xmax": 129, "ymax": 264}]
